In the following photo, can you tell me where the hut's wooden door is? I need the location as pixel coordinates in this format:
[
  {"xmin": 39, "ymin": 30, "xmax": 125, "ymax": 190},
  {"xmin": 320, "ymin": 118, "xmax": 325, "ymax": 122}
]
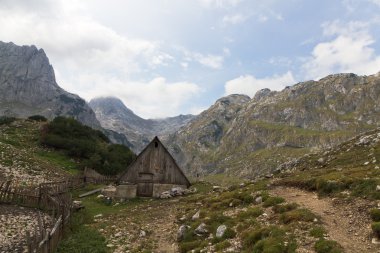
[
  {"xmin": 137, "ymin": 182, "xmax": 153, "ymax": 197},
  {"xmin": 137, "ymin": 173, "xmax": 153, "ymax": 197}
]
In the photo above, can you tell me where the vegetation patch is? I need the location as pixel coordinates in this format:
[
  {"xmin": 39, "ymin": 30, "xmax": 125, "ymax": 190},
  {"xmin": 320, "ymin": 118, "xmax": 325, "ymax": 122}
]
[
  {"xmin": 242, "ymin": 226, "xmax": 296, "ymax": 253},
  {"xmin": 41, "ymin": 117, "xmax": 135, "ymax": 175},
  {"xmin": 263, "ymin": 196, "xmax": 285, "ymax": 207},
  {"xmin": 314, "ymin": 238, "xmax": 343, "ymax": 253},
  {"xmin": 280, "ymin": 208, "xmax": 316, "ymax": 224}
]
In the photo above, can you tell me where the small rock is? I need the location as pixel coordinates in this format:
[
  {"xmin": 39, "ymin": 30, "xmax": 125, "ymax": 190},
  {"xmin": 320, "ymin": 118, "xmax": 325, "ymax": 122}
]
[
  {"xmin": 106, "ymin": 244, "xmax": 114, "ymax": 248},
  {"xmin": 376, "ymin": 185, "xmax": 380, "ymax": 191},
  {"xmin": 96, "ymin": 194, "xmax": 105, "ymax": 199},
  {"xmin": 192, "ymin": 210, "xmax": 200, "ymax": 220},
  {"xmin": 372, "ymin": 237, "xmax": 380, "ymax": 245},
  {"xmin": 364, "ymin": 161, "xmax": 370, "ymax": 166},
  {"xmin": 216, "ymin": 225, "xmax": 227, "ymax": 238},
  {"xmin": 194, "ymin": 223, "xmax": 208, "ymax": 235},
  {"xmin": 94, "ymin": 214, "xmax": 103, "ymax": 218},
  {"xmin": 255, "ymin": 196, "xmax": 263, "ymax": 204},
  {"xmin": 317, "ymin": 158, "xmax": 325, "ymax": 164},
  {"xmin": 114, "ymin": 232, "xmax": 122, "ymax": 237},
  {"xmin": 139, "ymin": 230, "xmax": 146, "ymax": 237},
  {"xmin": 178, "ymin": 225, "xmax": 189, "ymax": 241}
]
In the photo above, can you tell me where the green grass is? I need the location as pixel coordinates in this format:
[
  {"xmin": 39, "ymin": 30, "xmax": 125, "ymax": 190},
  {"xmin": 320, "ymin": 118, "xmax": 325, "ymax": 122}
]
[
  {"xmin": 309, "ymin": 226, "xmax": 327, "ymax": 238},
  {"xmin": 56, "ymin": 209, "xmax": 109, "ymax": 253},
  {"xmin": 370, "ymin": 209, "xmax": 380, "ymax": 222},
  {"xmin": 263, "ymin": 196, "xmax": 285, "ymax": 207},
  {"xmin": 35, "ymin": 150, "xmax": 80, "ymax": 175},
  {"xmin": 280, "ymin": 208, "xmax": 317, "ymax": 224},
  {"xmin": 314, "ymin": 239, "xmax": 343, "ymax": 253}
]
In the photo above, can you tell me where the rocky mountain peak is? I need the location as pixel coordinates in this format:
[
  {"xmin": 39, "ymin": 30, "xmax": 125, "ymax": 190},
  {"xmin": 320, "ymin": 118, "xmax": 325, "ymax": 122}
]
[{"xmin": 0, "ymin": 41, "xmax": 100, "ymax": 128}]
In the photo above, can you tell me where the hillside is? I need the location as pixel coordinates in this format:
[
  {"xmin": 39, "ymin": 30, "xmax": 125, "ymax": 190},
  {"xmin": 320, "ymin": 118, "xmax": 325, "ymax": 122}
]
[
  {"xmin": 89, "ymin": 97, "xmax": 194, "ymax": 152},
  {"xmin": 0, "ymin": 41, "xmax": 100, "ymax": 128},
  {"xmin": 168, "ymin": 72, "xmax": 380, "ymax": 179}
]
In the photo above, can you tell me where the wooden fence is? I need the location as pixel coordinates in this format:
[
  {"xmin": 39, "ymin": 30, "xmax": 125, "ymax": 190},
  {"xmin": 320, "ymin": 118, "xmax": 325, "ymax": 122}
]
[{"xmin": 0, "ymin": 174, "xmax": 116, "ymax": 253}]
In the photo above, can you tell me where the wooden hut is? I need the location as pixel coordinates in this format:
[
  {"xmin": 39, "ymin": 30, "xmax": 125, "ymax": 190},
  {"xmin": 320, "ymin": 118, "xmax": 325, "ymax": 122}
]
[{"xmin": 117, "ymin": 136, "xmax": 191, "ymax": 198}]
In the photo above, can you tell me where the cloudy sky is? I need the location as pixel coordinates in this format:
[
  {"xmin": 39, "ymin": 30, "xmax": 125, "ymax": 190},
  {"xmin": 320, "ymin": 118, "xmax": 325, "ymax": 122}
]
[{"xmin": 1, "ymin": 0, "xmax": 380, "ymax": 118}]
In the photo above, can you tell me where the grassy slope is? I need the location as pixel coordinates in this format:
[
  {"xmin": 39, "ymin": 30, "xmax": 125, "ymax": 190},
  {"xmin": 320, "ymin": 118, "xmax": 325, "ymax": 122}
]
[{"xmin": 0, "ymin": 119, "xmax": 81, "ymax": 184}]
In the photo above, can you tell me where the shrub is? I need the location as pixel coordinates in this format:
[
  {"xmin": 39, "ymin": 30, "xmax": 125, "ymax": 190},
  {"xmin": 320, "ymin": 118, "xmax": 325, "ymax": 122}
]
[
  {"xmin": 41, "ymin": 117, "xmax": 135, "ymax": 175},
  {"xmin": 0, "ymin": 116, "xmax": 16, "ymax": 125},
  {"xmin": 280, "ymin": 208, "xmax": 316, "ymax": 224},
  {"xmin": 242, "ymin": 226, "xmax": 296, "ymax": 253},
  {"xmin": 372, "ymin": 222, "xmax": 380, "ymax": 237},
  {"xmin": 309, "ymin": 226, "xmax": 327, "ymax": 238},
  {"xmin": 314, "ymin": 239, "xmax": 343, "ymax": 253},
  {"xmin": 237, "ymin": 207, "xmax": 263, "ymax": 220},
  {"xmin": 215, "ymin": 240, "xmax": 231, "ymax": 251},
  {"xmin": 263, "ymin": 196, "xmax": 285, "ymax": 207},
  {"xmin": 272, "ymin": 203, "xmax": 298, "ymax": 214},
  {"xmin": 28, "ymin": 115, "xmax": 47, "ymax": 122},
  {"xmin": 370, "ymin": 209, "xmax": 380, "ymax": 222}
]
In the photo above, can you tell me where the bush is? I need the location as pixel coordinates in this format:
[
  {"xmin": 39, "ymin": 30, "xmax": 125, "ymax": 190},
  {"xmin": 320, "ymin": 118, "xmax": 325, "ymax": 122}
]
[
  {"xmin": 263, "ymin": 196, "xmax": 285, "ymax": 207},
  {"xmin": 242, "ymin": 226, "xmax": 296, "ymax": 253},
  {"xmin": 280, "ymin": 208, "xmax": 316, "ymax": 224},
  {"xmin": 0, "ymin": 116, "xmax": 16, "ymax": 125},
  {"xmin": 237, "ymin": 207, "xmax": 263, "ymax": 220},
  {"xmin": 314, "ymin": 239, "xmax": 343, "ymax": 253},
  {"xmin": 273, "ymin": 203, "xmax": 298, "ymax": 214},
  {"xmin": 41, "ymin": 117, "xmax": 135, "ymax": 175},
  {"xmin": 372, "ymin": 222, "xmax": 380, "ymax": 237},
  {"xmin": 28, "ymin": 115, "xmax": 47, "ymax": 122},
  {"xmin": 310, "ymin": 226, "xmax": 327, "ymax": 238},
  {"xmin": 370, "ymin": 209, "xmax": 380, "ymax": 222}
]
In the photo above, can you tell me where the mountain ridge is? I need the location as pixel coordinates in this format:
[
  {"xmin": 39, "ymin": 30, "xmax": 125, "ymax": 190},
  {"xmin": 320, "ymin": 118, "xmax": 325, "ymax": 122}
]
[{"xmin": 0, "ymin": 41, "xmax": 100, "ymax": 128}]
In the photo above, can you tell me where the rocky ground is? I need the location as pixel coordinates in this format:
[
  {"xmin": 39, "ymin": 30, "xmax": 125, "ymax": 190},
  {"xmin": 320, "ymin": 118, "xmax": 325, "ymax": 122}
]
[
  {"xmin": 0, "ymin": 204, "xmax": 53, "ymax": 253},
  {"xmin": 92, "ymin": 199, "xmax": 179, "ymax": 253},
  {"xmin": 271, "ymin": 186, "xmax": 380, "ymax": 253}
]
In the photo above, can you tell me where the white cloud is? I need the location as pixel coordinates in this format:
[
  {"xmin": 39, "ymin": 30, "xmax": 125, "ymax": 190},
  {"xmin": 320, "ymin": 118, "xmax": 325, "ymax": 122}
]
[
  {"xmin": 303, "ymin": 20, "xmax": 380, "ymax": 80},
  {"xmin": 222, "ymin": 13, "xmax": 248, "ymax": 24},
  {"xmin": 182, "ymin": 50, "xmax": 225, "ymax": 69},
  {"xmin": 61, "ymin": 75, "xmax": 202, "ymax": 118},
  {"xmin": 198, "ymin": 0, "xmax": 243, "ymax": 9},
  {"xmin": 0, "ymin": 0, "xmax": 206, "ymax": 118},
  {"xmin": 224, "ymin": 71, "xmax": 296, "ymax": 97},
  {"xmin": 370, "ymin": 0, "xmax": 380, "ymax": 6}
]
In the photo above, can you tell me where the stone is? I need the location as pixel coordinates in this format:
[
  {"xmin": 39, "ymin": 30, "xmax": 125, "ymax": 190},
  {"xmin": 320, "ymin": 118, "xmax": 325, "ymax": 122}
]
[
  {"xmin": 170, "ymin": 187, "xmax": 186, "ymax": 196},
  {"xmin": 177, "ymin": 225, "xmax": 189, "ymax": 241},
  {"xmin": 106, "ymin": 244, "xmax": 114, "ymax": 248},
  {"xmin": 192, "ymin": 210, "xmax": 200, "ymax": 220},
  {"xmin": 255, "ymin": 196, "xmax": 263, "ymax": 204},
  {"xmin": 372, "ymin": 237, "xmax": 380, "ymax": 245},
  {"xmin": 194, "ymin": 223, "xmax": 208, "ymax": 235},
  {"xmin": 94, "ymin": 214, "xmax": 103, "ymax": 218},
  {"xmin": 317, "ymin": 158, "xmax": 325, "ymax": 164},
  {"xmin": 101, "ymin": 185, "xmax": 117, "ymax": 198},
  {"xmin": 216, "ymin": 225, "xmax": 227, "ymax": 238},
  {"xmin": 160, "ymin": 191, "xmax": 172, "ymax": 199},
  {"xmin": 139, "ymin": 230, "xmax": 146, "ymax": 237},
  {"xmin": 376, "ymin": 185, "xmax": 380, "ymax": 191},
  {"xmin": 212, "ymin": 186, "xmax": 221, "ymax": 191},
  {"xmin": 96, "ymin": 194, "xmax": 105, "ymax": 199}
]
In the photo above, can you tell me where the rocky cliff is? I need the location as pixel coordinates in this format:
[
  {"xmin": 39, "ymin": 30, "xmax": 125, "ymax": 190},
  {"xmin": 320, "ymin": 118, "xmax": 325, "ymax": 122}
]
[
  {"xmin": 0, "ymin": 41, "xmax": 100, "ymax": 128},
  {"xmin": 89, "ymin": 96, "xmax": 194, "ymax": 152},
  {"xmin": 167, "ymin": 72, "xmax": 380, "ymax": 179}
]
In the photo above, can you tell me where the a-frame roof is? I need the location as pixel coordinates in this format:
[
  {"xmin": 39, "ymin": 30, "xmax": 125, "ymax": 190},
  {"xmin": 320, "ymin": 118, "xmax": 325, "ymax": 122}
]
[{"xmin": 118, "ymin": 136, "xmax": 191, "ymax": 187}]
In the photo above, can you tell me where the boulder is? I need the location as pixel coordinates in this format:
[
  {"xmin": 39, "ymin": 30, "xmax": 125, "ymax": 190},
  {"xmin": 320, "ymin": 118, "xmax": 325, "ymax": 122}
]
[
  {"xmin": 216, "ymin": 225, "xmax": 227, "ymax": 238},
  {"xmin": 170, "ymin": 187, "xmax": 185, "ymax": 196},
  {"xmin": 194, "ymin": 223, "xmax": 208, "ymax": 235}
]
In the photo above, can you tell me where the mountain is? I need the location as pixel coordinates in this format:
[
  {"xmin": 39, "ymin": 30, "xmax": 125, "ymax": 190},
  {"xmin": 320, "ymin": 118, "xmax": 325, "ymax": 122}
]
[
  {"xmin": 89, "ymin": 96, "xmax": 195, "ymax": 152},
  {"xmin": 0, "ymin": 41, "xmax": 100, "ymax": 128},
  {"xmin": 167, "ymin": 72, "xmax": 380, "ymax": 179}
]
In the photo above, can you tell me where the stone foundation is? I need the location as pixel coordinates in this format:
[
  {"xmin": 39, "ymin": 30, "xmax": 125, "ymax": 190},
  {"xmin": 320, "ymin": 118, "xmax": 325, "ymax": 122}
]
[{"xmin": 116, "ymin": 184, "xmax": 137, "ymax": 199}]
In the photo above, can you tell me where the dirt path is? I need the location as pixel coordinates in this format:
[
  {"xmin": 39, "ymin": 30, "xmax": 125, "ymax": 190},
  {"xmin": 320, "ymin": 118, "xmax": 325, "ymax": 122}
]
[{"xmin": 270, "ymin": 186, "xmax": 378, "ymax": 253}]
